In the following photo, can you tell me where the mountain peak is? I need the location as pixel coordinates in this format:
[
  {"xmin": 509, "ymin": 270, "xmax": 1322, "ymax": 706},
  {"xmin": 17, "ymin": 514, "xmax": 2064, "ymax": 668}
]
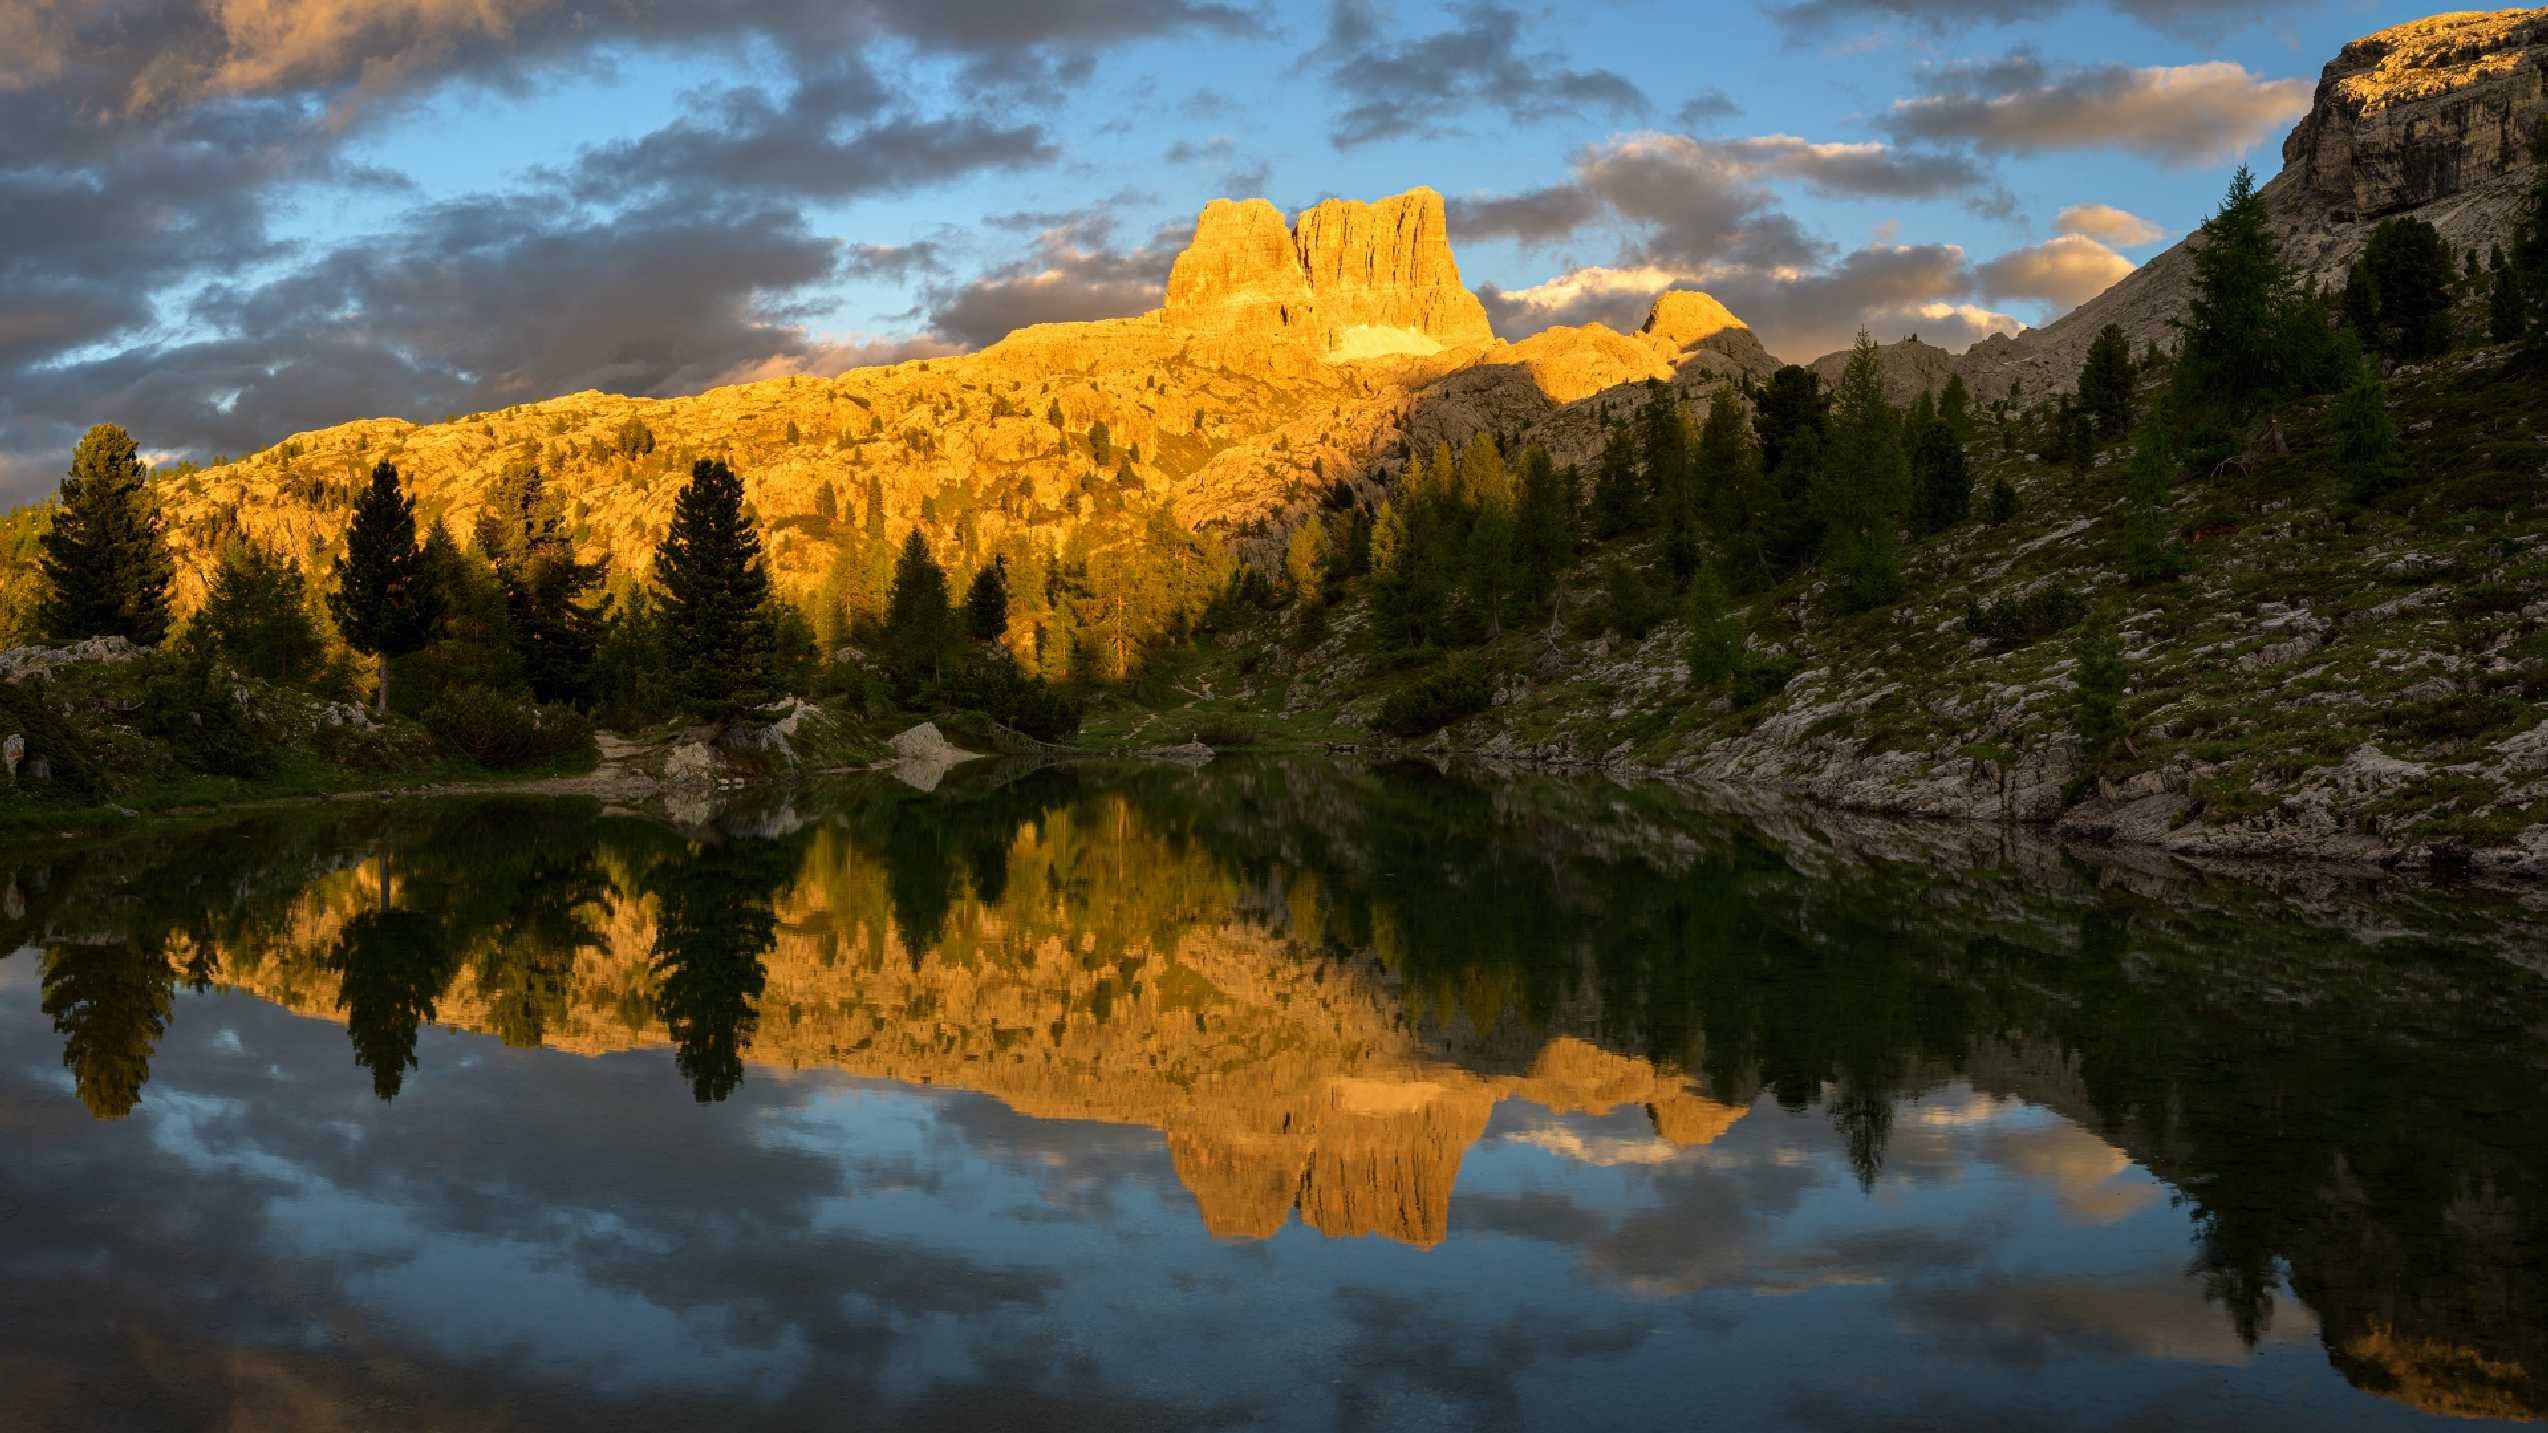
[{"xmin": 1163, "ymin": 186, "xmax": 1493, "ymax": 356}]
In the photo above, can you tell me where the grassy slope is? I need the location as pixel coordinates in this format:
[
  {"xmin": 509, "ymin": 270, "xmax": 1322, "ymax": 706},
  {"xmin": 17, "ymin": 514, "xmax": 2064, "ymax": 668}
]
[{"xmin": 1102, "ymin": 313, "xmax": 2548, "ymax": 873}]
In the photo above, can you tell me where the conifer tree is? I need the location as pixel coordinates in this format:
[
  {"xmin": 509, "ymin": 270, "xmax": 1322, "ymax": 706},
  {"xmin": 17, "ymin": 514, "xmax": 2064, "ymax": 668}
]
[
  {"xmin": 1684, "ymin": 562, "xmax": 1741, "ymax": 688},
  {"xmin": 2491, "ymin": 265, "xmax": 2531, "ymax": 344},
  {"xmin": 38, "ymin": 423, "xmax": 175, "ymax": 646},
  {"xmin": 2173, "ymin": 166, "xmax": 2291, "ymax": 420},
  {"xmin": 653, "ymin": 458, "xmax": 778, "ymax": 723},
  {"xmin": 2072, "ymin": 609, "xmax": 2129, "ymax": 775},
  {"xmin": 1285, "ymin": 513, "xmax": 1329, "ymax": 606},
  {"xmin": 2332, "ymin": 338, "xmax": 2408, "ymax": 504},
  {"xmin": 2363, "ymin": 217, "xmax": 2454, "ymax": 360},
  {"xmin": 1908, "ymin": 412, "xmax": 1970, "ymax": 536},
  {"xmin": 1458, "ymin": 435, "xmax": 1517, "ymax": 636},
  {"xmin": 189, "ymin": 541, "xmax": 328, "ymax": 685},
  {"xmin": 2079, "ymin": 324, "xmax": 2136, "ymax": 439},
  {"xmin": 1818, "ymin": 333, "xmax": 1909, "ymax": 612},
  {"xmin": 1986, "ymin": 475, "xmax": 2019, "ymax": 526},
  {"xmin": 882, "ymin": 528, "xmax": 957, "ymax": 686},
  {"xmin": 1588, "ymin": 415, "xmax": 1643, "ymax": 537},
  {"xmin": 2340, "ymin": 260, "xmax": 2381, "ymax": 336},
  {"xmin": 1512, "ymin": 444, "xmax": 1576, "ymax": 614},
  {"xmin": 1937, "ymin": 373, "xmax": 1974, "ymax": 448},
  {"xmin": 1696, "ymin": 387, "xmax": 1769, "ymax": 586},
  {"xmin": 329, "ymin": 462, "xmax": 443, "ymax": 713},
  {"xmin": 965, "ymin": 555, "xmax": 1011, "ymax": 643},
  {"xmin": 2121, "ymin": 419, "xmax": 2189, "ymax": 584},
  {"xmin": 479, "ymin": 466, "xmax": 611, "ymax": 705}
]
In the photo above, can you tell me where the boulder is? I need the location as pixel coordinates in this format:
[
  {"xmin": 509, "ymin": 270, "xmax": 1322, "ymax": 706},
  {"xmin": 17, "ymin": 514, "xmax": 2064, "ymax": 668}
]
[{"xmin": 0, "ymin": 636, "xmax": 139, "ymax": 683}]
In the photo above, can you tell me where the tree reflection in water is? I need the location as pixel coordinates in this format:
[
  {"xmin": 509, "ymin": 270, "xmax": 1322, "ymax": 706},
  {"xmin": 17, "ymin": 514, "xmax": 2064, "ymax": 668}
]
[{"xmin": 0, "ymin": 762, "xmax": 2544, "ymax": 1419}]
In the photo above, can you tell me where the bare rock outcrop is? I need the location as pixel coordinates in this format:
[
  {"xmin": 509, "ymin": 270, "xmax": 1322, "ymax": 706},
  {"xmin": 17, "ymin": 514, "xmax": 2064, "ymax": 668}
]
[
  {"xmin": 1159, "ymin": 198, "xmax": 1318, "ymax": 341},
  {"xmin": 1922, "ymin": 7, "xmax": 2545, "ymax": 402},
  {"xmin": 1163, "ymin": 186, "xmax": 1492, "ymax": 355}
]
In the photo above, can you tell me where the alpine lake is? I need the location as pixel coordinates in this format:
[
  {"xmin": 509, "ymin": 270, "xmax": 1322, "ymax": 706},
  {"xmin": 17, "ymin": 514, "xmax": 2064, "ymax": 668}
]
[{"xmin": 5, "ymin": 757, "xmax": 2544, "ymax": 1431}]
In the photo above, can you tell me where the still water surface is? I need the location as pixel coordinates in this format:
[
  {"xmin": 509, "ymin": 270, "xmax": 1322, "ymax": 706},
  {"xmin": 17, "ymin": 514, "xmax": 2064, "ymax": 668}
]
[{"xmin": 4, "ymin": 759, "xmax": 2544, "ymax": 1431}]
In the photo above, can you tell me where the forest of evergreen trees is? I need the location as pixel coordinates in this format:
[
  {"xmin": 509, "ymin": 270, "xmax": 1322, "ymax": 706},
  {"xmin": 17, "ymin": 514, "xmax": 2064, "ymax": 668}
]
[{"xmin": 8, "ymin": 122, "xmax": 2545, "ymax": 794}]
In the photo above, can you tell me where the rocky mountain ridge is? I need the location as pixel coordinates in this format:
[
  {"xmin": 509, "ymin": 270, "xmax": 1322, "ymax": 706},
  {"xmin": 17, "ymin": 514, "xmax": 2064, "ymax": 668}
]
[{"xmin": 1949, "ymin": 5, "xmax": 2546, "ymax": 402}]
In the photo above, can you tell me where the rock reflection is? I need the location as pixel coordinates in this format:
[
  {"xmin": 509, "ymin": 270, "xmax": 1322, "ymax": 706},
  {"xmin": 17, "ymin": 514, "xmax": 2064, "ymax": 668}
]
[{"xmin": 1, "ymin": 760, "xmax": 2544, "ymax": 1420}]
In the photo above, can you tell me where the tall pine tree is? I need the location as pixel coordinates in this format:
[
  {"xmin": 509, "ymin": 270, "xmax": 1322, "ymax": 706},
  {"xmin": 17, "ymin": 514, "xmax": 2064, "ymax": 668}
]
[
  {"xmin": 883, "ymin": 528, "xmax": 958, "ymax": 686},
  {"xmin": 38, "ymin": 423, "xmax": 175, "ymax": 647},
  {"xmin": 2173, "ymin": 167, "xmax": 2291, "ymax": 422},
  {"xmin": 328, "ymin": 462, "xmax": 443, "ymax": 713},
  {"xmin": 1818, "ymin": 333, "xmax": 1909, "ymax": 612},
  {"xmin": 653, "ymin": 458, "xmax": 779, "ymax": 723}
]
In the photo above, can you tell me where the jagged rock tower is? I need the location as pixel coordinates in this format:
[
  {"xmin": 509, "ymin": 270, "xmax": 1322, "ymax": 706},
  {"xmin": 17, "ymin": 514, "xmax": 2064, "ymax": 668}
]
[{"xmin": 1162, "ymin": 187, "xmax": 1496, "ymax": 357}]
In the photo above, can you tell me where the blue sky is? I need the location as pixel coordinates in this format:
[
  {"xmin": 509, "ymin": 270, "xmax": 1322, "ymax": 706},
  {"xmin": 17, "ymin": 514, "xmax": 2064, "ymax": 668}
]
[{"xmin": 0, "ymin": 0, "xmax": 2440, "ymax": 501}]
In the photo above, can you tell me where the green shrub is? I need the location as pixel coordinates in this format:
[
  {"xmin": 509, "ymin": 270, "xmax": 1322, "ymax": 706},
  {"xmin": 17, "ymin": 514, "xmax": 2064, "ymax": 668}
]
[
  {"xmin": 934, "ymin": 652, "xmax": 1083, "ymax": 742},
  {"xmin": 1964, "ymin": 587, "xmax": 2089, "ymax": 648},
  {"xmin": 1730, "ymin": 657, "xmax": 1801, "ymax": 711},
  {"xmin": 138, "ymin": 655, "xmax": 280, "ymax": 778},
  {"xmin": 0, "ymin": 679, "xmax": 105, "ymax": 800},
  {"xmin": 1187, "ymin": 715, "xmax": 1256, "ymax": 748},
  {"xmin": 1375, "ymin": 663, "xmax": 1494, "ymax": 738},
  {"xmin": 421, "ymin": 685, "xmax": 594, "ymax": 769}
]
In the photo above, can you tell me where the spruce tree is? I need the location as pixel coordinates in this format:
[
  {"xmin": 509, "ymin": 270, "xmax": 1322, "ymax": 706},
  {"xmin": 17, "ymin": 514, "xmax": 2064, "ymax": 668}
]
[
  {"xmin": 2173, "ymin": 166, "xmax": 2290, "ymax": 420},
  {"xmin": 2121, "ymin": 419, "xmax": 2189, "ymax": 584},
  {"xmin": 966, "ymin": 555, "xmax": 1011, "ymax": 642},
  {"xmin": 1512, "ymin": 444, "xmax": 1576, "ymax": 614},
  {"xmin": 189, "ymin": 541, "xmax": 328, "ymax": 685},
  {"xmin": 1908, "ymin": 413, "xmax": 1970, "ymax": 536},
  {"xmin": 37, "ymin": 423, "xmax": 175, "ymax": 647},
  {"xmin": 653, "ymin": 458, "xmax": 779, "ymax": 723},
  {"xmin": 2078, "ymin": 324, "xmax": 2136, "ymax": 439},
  {"xmin": 480, "ymin": 466, "xmax": 611, "ymax": 705},
  {"xmin": 2072, "ymin": 608, "xmax": 2129, "ymax": 776},
  {"xmin": 2340, "ymin": 260, "xmax": 2381, "ymax": 337},
  {"xmin": 2332, "ymin": 339, "xmax": 2408, "ymax": 505},
  {"xmin": 1588, "ymin": 415, "xmax": 1643, "ymax": 537},
  {"xmin": 328, "ymin": 462, "xmax": 443, "ymax": 713},
  {"xmin": 882, "ymin": 528, "xmax": 957, "ymax": 686},
  {"xmin": 1818, "ymin": 332, "xmax": 1909, "ymax": 612},
  {"xmin": 1937, "ymin": 373, "xmax": 1974, "ymax": 447},
  {"xmin": 2363, "ymin": 217, "xmax": 2454, "ymax": 360},
  {"xmin": 1696, "ymin": 387, "xmax": 1768, "ymax": 586},
  {"xmin": 1460, "ymin": 436, "xmax": 1517, "ymax": 636},
  {"xmin": 1986, "ymin": 475, "xmax": 2019, "ymax": 526},
  {"xmin": 2491, "ymin": 267, "xmax": 2531, "ymax": 344},
  {"xmin": 1684, "ymin": 562, "xmax": 1741, "ymax": 688}
]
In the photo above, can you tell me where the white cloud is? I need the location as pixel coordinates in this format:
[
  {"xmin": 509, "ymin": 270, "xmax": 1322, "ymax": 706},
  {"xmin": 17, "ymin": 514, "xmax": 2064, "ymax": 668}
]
[
  {"xmin": 1972, "ymin": 233, "xmax": 2136, "ymax": 310},
  {"xmin": 1887, "ymin": 59, "xmax": 2312, "ymax": 166},
  {"xmin": 2054, "ymin": 203, "xmax": 2166, "ymax": 247}
]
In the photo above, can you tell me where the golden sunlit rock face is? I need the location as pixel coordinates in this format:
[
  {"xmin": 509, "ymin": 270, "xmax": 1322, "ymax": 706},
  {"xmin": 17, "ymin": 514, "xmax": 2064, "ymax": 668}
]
[
  {"xmin": 139, "ymin": 188, "xmax": 1767, "ymax": 613},
  {"xmin": 203, "ymin": 812, "xmax": 1742, "ymax": 1249}
]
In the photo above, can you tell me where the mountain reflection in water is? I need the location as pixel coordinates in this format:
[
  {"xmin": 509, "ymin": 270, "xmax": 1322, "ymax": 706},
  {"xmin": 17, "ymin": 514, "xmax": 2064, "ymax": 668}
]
[{"xmin": 2, "ymin": 758, "xmax": 2543, "ymax": 1432}]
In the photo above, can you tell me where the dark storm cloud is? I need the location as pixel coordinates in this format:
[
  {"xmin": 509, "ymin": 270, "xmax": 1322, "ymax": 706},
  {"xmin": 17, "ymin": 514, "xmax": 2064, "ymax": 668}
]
[
  {"xmin": 1448, "ymin": 185, "xmax": 1609, "ymax": 248},
  {"xmin": 1765, "ymin": 0, "xmax": 2313, "ymax": 41},
  {"xmin": 19, "ymin": 0, "xmax": 1262, "ymax": 119},
  {"xmin": 1307, "ymin": 0, "xmax": 1649, "ymax": 149},
  {"xmin": 565, "ymin": 82, "xmax": 1056, "ymax": 206},
  {"xmin": 0, "ymin": 0, "xmax": 1264, "ymax": 499},
  {"xmin": 922, "ymin": 217, "xmax": 1185, "ymax": 349},
  {"xmin": 3, "ymin": 195, "xmax": 850, "ymax": 471}
]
